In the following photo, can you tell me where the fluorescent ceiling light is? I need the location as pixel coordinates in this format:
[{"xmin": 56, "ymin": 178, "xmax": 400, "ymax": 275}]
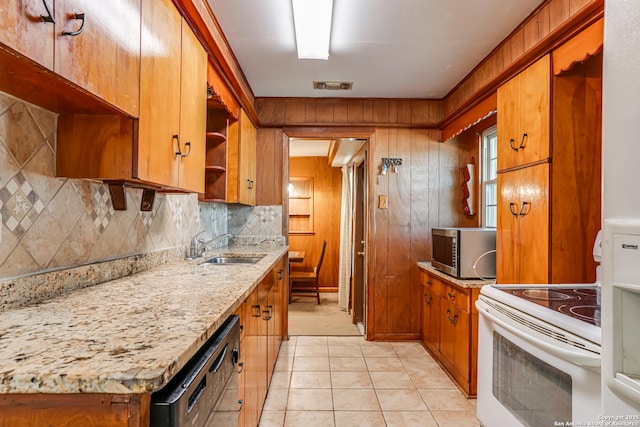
[{"xmin": 291, "ymin": 0, "xmax": 333, "ymax": 60}]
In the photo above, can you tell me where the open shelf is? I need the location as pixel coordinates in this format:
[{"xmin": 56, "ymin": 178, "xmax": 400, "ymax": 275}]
[{"xmin": 202, "ymin": 107, "xmax": 230, "ymax": 202}]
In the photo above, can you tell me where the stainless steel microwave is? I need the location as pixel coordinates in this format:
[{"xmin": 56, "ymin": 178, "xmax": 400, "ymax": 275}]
[{"xmin": 431, "ymin": 227, "xmax": 496, "ymax": 279}]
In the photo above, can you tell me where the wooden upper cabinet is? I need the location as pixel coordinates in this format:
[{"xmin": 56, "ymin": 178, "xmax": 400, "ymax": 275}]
[
  {"xmin": 227, "ymin": 109, "xmax": 257, "ymax": 205},
  {"xmin": 136, "ymin": 0, "xmax": 206, "ymax": 192},
  {"xmin": 495, "ymin": 40, "xmax": 601, "ymax": 285},
  {"xmin": 0, "ymin": 0, "xmax": 55, "ymax": 69},
  {"xmin": 54, "ymin": 0, "xmax": 140, "ymax": 116},
  {"xmin": 497, "ymin": 54, "xmax": 550, "ymax": 171},
  {"xmin": 57, "ymin": 0, "xmax": 207, "ymax": 195},
  {"xmin": 0, "ymin": 0, "xmax": 140, "ymax": 116},
  {"xmin": 177, "ymin": 17, "xmax": 207, "ymax": 193},
  {"xmin": 136, "ymin": 0, "xmax": 181, "ymax": 189}
]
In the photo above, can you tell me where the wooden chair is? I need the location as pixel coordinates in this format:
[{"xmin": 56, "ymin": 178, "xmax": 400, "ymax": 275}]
[{"xmin": 289, "ymin": 240, "xmax": 327, "ymax": 304}]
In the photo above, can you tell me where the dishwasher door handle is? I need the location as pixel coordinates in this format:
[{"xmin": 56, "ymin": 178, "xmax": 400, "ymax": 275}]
[{"xmin": 208, "ymin": 343, "xmax": 228, "ymax": 374}]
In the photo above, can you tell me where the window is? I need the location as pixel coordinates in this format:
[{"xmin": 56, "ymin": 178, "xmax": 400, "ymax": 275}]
[{"xmin": 481, "ymin": 126, "xmax": 498, "ymax": 228}]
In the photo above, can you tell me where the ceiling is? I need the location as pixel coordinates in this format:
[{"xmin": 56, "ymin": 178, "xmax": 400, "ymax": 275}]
[{"xmin": 207, "ymin": 0, "xmax": 543, "ymax": 99}]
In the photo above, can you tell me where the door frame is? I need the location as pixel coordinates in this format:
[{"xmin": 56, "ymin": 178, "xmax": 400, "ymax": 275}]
[{"xmin": 282, "ymin": 128, "xmax": 373, "ymax": 334}]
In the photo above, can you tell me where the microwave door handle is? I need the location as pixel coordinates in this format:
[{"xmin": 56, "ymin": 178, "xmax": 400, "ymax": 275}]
[{"xmin": 475, "ymin": 300, "xmax": 601, "ymax": 368}]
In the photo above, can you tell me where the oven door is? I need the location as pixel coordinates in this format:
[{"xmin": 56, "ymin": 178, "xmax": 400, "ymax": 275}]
[{"xmin": 476, "ymin": 296, "xmax": 602, "ymax": 427}]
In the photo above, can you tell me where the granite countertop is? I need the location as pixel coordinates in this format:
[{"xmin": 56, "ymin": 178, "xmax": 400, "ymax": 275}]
[
  {"xmin": 417, "ymin": 261, "xmax": 495, "ymax": 288},
  {"xmin": 0, "ymin": 245, "xmax": 287, "ymax": 395}
]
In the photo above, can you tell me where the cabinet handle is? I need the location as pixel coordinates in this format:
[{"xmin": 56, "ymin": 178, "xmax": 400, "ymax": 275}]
[
  {"xmin": 237, "ymin": 362, "xmax": 244, "ymax": 374},
  {"xmin": 424, "ymin": 294, "xmax": 432, "ymax": 305},
  {"xmin": 173, "ymin": 134, "xmax": 182, "ymax": 157},
  {"xmin": 509, "ymin": 138, "xmax": 519, "ymax": 151},
  {"xmin": 519, "ymin": 133, "xmax": 528, "ymax": 149},
  {"xmin": 447, "ymin": 291, "xmax": 456, "ymax": 301},
  {"xmin": 40, "ymin": 0, "xmax": 55, "ymax": 24},
  {"xmin": 238, "ymin": 399, "xmax": 244, "ymax": 410},
  {"xmin": 446, "ymin": 309, "xmax": 459, "ymax": 325},
  {"xmin": 426, "ymin": 280, "xmax": 433, "ymax": 286},
  {"xmin": 519, "ymin": 201, "xmax": 531, "ymax": 216},
  {"xmin": 277, "ymin": 269, "xmax": 284, "ymax": 280},
  {"xmin": 247, "ymin": 179, "xmax": 254, "ymax": 189},
  {"xmin": 262, "ymin": 306, "xmax": 272, "ymax": 321},
  {"xmin": 62, "ymin": 13, "xmax": 86, "ymax": 36},
  {"xmin": 251, "ymin": 304, "xmax": 261, "ymax": 317},
  {"xmin": 180, "ymin": 141, "xmax": 191, "ymax": 158},
  {"xmin": 509, "ymin": 202, "xmax": 519, "ymax": 217}
]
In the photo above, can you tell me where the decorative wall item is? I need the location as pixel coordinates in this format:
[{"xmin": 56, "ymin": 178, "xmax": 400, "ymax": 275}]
[
  {"xmin": 380, "ymin": 157, "xmax": 402, "ymax": 175},
  {"xmin": 462, "ymin": 158, "xmax": 476, "ymax": 217}
]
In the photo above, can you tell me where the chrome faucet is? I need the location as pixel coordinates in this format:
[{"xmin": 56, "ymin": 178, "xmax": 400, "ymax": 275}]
[{"xmin": 189, "ymin": 232, "xmax": 234, "ymax": 258}]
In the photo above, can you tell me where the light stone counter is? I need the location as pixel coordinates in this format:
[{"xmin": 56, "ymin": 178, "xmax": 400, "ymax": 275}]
[
  {"xmin": 417, "ymin": 261, "xmax": 495, "ymax": 288},
  {"xmin": 0, "ymin": 245, "xmax": 287, "ymax": 394}
]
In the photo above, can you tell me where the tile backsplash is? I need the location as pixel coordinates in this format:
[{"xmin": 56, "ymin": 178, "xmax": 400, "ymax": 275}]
[{"xmin": 0, "ymin": 91, "xmax": 283, "ymax": 309}]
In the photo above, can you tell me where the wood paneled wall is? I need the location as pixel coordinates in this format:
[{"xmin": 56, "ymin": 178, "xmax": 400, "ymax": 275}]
[
  {"xmin": 256, "ymin": 128, "xmax": 285, "ymax": 207},
  {"xmin": 256, "ymin": 98, "xmax": 443, "ymax": 128},
  {"xmin": 254, "ymin": 97, "xmax": 487, "ymax": 340},
  {"xmin": 369, "ymin": 126, "xmax": 482, "ymax": 340},
  {"xmin": 289, "ymin": 157, "xmax": 342, "ymax": 292},
  {"xmin": 443, "ymin": 0, "xmax": 602, "ymax": 120}
]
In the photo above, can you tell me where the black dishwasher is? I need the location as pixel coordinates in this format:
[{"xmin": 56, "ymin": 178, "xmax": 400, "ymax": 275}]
[{"xmin": 150, "ymin": 315, "xmax": 241, "ymax": 427}]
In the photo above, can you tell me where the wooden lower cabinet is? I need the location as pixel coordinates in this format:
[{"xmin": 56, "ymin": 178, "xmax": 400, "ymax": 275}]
[
  {"xmin": 0, "ymin": 393, "xmax": 150, "ymax": 427},
  {"xmin": 420, "ymin": 275, "xmax": 440, "ymax": 354},
  {"xmin": 238, "ymin": 257, "xmax": 285, "ymax": 427},
  {"xmin": 0, "ymin": 256, "xmax": 286, "ymax": 427},
  {"xmin": 419, "ymin": 268, "xmax": 480, "ymax": 397}
]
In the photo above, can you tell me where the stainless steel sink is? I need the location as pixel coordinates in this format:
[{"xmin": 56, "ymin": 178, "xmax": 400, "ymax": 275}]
[{"xmin": 202, "ymin": 255, "xmax": 265, "ymax": 265}]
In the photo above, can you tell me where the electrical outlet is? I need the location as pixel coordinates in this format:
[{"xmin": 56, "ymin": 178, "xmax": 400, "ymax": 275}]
[{"xmin": 378, "ymin": 195, "xmax": 388, "ymax": 209}]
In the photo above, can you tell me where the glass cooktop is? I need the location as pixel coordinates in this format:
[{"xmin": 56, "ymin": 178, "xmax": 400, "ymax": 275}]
[{"xmin": 496, "ymin": 286, "xmax": 601, "ymax": 327}]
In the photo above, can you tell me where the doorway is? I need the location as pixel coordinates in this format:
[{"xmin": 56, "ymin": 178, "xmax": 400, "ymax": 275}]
[{"xmin": 285, "ymin": 134, "xmax": 369, "ymax": 336}]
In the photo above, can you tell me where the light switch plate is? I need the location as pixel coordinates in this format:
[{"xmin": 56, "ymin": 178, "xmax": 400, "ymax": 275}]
[{"xmin": 378, "ymin": 195, "xmax": 388, "ymax": 209}]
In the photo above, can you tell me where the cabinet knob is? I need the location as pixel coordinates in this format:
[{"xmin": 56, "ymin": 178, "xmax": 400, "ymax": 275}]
[{"xmin": 447, "ymin": 292, "xmax": 456, "ymax": 301}]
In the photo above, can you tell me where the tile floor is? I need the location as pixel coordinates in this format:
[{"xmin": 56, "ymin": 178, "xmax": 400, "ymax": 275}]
[{"xmin": 259, "ymin": 336, "xmax": 480, "ymax": 427}]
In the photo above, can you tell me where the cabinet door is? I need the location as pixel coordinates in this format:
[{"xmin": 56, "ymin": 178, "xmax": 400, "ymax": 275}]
[
  {"xmin": 497, "ymin": 165, "xmax": 550, "ymax": 284},
  {"xmin": 0, "ymin": 0, "xmax": 55, "ymax": 69},
  {"xmin": 496, "ymin": 170, "xmax": 520, "ymax": 283},
  {"xmin": 257, "ymin": 278, "xmax": 269, "ymax": 419},
  {"xmin": 234, "ymin": 302, "xmax": 246, "ymax": 427},
  {"xmin": 227, "ymin": 109, "xmax": 257, "ymax": 205},
  {"xmin": 517, "ymin": 163, "xmax": 550, "ymax": 283},
  {"xmin": 497, "ymin": 72, "xmax": 521, "ymax": 171},
  {"xmin": 421, "ymin": 286, "xmax": 440, "ymax": 353},
  {"xmin": 497, "ymin": 54, "xmax": 550, "ymax": 171},
  {"xmin": 517, "ymin": 54, "xmax": 551, "ymax": 166},
  {"xmin": 55, "ymin": 0, "xmax": 140, "ymax": 116},
  {"xmin": 137, "ymin": 0, "xmax": 181, "ymax": 188},
  {"xmin": 239, "ymin": 109, "xmax": 257, "ymax": 205},
  {"xmin": 244, "ymin": 289, "xmax": 260, "ymax": 427},
  {"xmin": 440, "ymin": 301, "xmax": 471, "ymax": 382},
  {"xmin": 177, "ymin": 21, "xmax": 207, "ymax": 193}
]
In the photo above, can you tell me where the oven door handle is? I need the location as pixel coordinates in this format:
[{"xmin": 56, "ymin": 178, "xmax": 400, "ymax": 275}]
[{"xmin": 476, "ymin": 299, "xmax": 601, "ymax": 368}]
